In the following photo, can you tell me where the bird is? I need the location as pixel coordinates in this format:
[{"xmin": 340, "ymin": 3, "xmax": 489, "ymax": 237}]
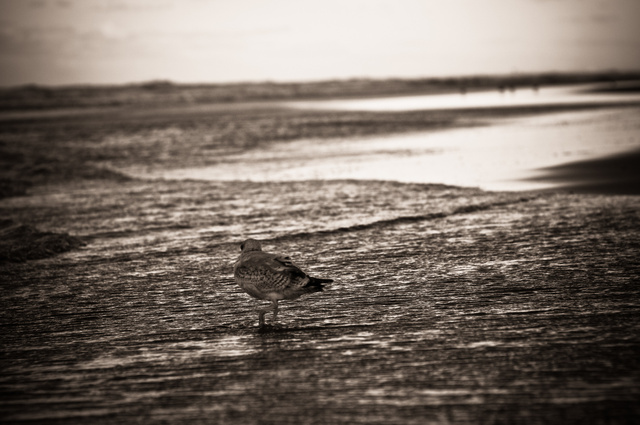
[{"xmin": 233, "ymin": 238, "xmax": 333, "ymax": 328}]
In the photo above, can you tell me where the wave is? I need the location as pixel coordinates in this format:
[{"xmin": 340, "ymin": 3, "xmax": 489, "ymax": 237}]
[{"xmin": 271, "ymin": 196, "xmax": 535, "ymax": 242}]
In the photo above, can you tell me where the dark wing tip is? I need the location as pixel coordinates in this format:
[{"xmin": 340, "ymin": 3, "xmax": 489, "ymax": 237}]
[
  {"xmin": 307, "ymin": 277, "xmax": 333, "ymax": 289},
  {"xmin": 316, "ymin": 278, "xmax": 333, "ymax": 284}
]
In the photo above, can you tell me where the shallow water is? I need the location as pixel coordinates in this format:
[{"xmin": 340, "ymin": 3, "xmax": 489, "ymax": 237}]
[
  {"xmin": 151, "ymin": 107, "xmax": 640, "ymax": 192},
  {"xmin": 285, "ymin": 83, "xmax": 640, "ymax": 112}
]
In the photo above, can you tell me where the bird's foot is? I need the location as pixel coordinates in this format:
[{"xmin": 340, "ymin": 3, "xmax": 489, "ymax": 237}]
[
  {"xmin": 258, "ymin": 311, "xmax": 267, "ymax": 328},
  {"xmin": 257, "ymin": 322, "xmax": 285, "ymax": 333}
]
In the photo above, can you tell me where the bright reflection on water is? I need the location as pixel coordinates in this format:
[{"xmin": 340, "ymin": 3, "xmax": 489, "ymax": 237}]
[
  {"xmin": 155, "ymin": 107, "xmax": 640, "ymax": 192},
  {"xmin": 286, "ymin": 83, "xmax": 640, "ymax": 112},
  {"xmin": 77, "ymin": 336, "xmax": 260, "ymax": 371}
]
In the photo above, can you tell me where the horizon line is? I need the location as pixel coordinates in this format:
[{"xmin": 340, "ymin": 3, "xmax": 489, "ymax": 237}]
[{"xmin": 3, "ymin": 69, "xmax": 640, "ymax": 91}]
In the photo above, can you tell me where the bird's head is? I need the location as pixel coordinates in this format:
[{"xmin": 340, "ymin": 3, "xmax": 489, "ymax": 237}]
[{"xmin": 240, "ymin": 238, "xmax": 262, "ymax": 252}]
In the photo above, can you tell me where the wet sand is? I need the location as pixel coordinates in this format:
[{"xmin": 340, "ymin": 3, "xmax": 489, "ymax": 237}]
[
  {"xmin": 1, "ymin": 93, "xmax": 640, "ymax": 424},
  {"xmin": 2, "ymin": 179, "xmax": 639, "ymax": 424}
]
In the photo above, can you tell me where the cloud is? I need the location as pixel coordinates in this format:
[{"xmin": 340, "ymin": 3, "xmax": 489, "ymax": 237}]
[
  {"xmin": 0, "ymin": 23, "xmax": 73, "ymax": 53},
  {"xmin": 2, "ymin": 0, "xmax": 640, "ymax": 86},
  {"xmin": 23, "ymin": 0, "xmax": 178, "ymax": 10},
  {"xmin": 98, "ymin": 22, "xmax": 130, "ymax": 40},
  {"xmin": 28, "ymin": 0, "xmax": 46, "ymax": 7}
]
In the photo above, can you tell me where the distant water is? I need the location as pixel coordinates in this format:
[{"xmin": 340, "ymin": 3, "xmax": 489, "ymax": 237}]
[
  {"xmin": 285, "ymin": 83, "xmax": 640, "ymax": 112},
  {"xmin": 152, "ymin": 107, "xmax": 640, "ymax": 192}
]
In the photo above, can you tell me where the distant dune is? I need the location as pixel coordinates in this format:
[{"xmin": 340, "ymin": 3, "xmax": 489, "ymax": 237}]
[{"xmin": 1, "ymin": 71, "xmax": 639, "ymax": 111}]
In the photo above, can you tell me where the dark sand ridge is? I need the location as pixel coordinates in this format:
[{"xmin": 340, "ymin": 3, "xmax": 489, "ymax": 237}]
[{"xmin": 532, "ymin": 148, "xmax": 640, "ymax": 195}]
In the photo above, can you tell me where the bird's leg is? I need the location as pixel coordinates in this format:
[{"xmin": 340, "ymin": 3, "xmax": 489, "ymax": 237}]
[
  {"xmin": 257, "ymin": 300, "xmax": 279, "ymax": 328},
  {"xmin": 258, "ymin": 310, "xmax": 267, "ymax": 328}
]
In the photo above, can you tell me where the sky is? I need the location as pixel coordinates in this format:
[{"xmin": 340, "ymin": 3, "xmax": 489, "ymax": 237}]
[{"xmin": 0, "ymin": 0, "xmax": 639, "ymax": 87}]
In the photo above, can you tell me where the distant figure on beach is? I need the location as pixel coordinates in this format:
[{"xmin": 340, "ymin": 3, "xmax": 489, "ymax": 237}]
[{"xmin": 234, "ymin": 239, "xmax": 333, "ymax": 328}]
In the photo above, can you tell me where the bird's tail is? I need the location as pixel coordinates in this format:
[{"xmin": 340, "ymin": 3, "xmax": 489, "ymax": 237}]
[{"xmin": 306, "ymin": 276, "xmax": 333, "ymax": 292}]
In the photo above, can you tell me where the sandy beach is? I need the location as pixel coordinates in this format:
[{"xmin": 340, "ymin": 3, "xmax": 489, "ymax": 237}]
[{"xmin": 1, "ymin": 81, "xmax": 640, "ymax": 424}]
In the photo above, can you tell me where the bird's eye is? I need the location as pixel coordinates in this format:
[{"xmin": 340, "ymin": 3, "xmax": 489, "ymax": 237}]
[{"xmin": 240, "ymin": 243, "xmax": 245, "ymax": 251}]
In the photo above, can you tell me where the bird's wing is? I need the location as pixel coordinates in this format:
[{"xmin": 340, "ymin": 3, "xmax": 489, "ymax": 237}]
[
  {"xmin": 270, "ymin": 255, "xmax": 308, "ymax": 283},
  {"xmin": 235, "ymin": 252, "xmax": 308, "ymax": 289},
  {"xmin": 273, "ymin": 255, "xmax": 301, "ymax": 270}
]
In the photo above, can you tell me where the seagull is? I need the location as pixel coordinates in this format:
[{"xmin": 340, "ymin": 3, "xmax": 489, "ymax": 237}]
[{"xmin": 233, "ymin": 239, "xmax": 333, "ymax": 328}]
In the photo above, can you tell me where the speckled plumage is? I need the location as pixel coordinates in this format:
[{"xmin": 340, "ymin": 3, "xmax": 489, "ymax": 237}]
[{"xmin": 233, "ymin": 238, "xmax": 333, "ymax": 327}]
